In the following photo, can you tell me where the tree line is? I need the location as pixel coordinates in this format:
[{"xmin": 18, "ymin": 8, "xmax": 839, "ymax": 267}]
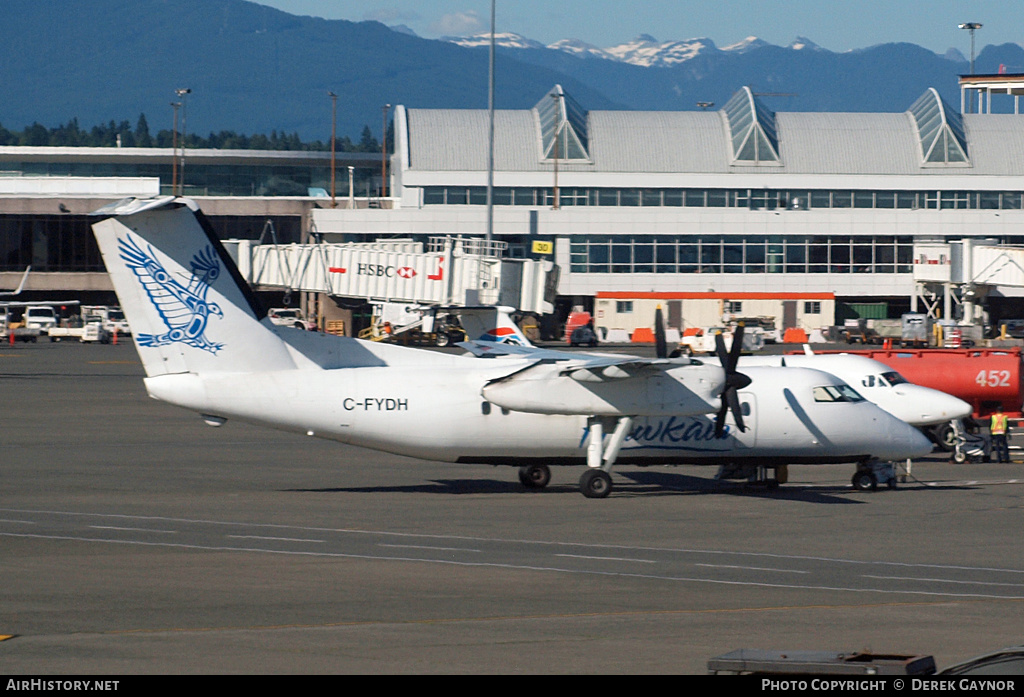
[{"xmin": 0, "ymin": 114, "xmax": 391, "ymax": 152}]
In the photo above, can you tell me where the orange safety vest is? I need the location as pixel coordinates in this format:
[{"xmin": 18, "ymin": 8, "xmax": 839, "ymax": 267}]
[{"xmin": 991, "ymin": 413, "xmax": 1008, "ymax": 435}]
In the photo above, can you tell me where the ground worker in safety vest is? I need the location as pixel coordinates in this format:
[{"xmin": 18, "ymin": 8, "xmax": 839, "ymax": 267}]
[{"xmin": 990, "ymin": 406, "xmax": 1011, "ymax": 463}]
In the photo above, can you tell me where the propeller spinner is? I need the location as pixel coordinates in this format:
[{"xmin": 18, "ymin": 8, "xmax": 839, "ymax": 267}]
[{"xmin": 714, "ymin": 325, "xmax": 753, "ymax": 437}]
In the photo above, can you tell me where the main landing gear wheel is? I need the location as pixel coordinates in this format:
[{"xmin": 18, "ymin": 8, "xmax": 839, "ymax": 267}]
[
  {"xmin": 851, "ymin": 470, "xmax": 878, "ymax": 491},
  {"xmin": 518, "ymin": 464, "xmax": 551, "ymax": 489},
  {"xmin": 579, "ymin": 469, "xmax": 613, "ymax": 498}
]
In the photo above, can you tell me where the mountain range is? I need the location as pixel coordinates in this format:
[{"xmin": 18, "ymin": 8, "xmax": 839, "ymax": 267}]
[
  {"xmin": 3, "ymin": 0, "xmax": 1023, "ymax": 142},
  {"xmin": 445, "ymin": 31, "xmax": 831, "ymax": 67}
]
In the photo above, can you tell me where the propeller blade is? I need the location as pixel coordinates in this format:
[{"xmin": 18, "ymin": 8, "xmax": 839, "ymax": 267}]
[
  {"xmin": 726, "ymin": 323, "xmax": 744, "ymax": 372},
  {"xmin": 714, "ymin": 399, "xmax": 729, "ymax": 438},
  {"xmin": 654, "ymin": 306, "xmax": 667, "ymax": 359},
  {"xmin": 714, "ymin": 330, "xmax": 728, "ymax": 365},
  {"xmin": 726, "ymin": 386, "xmax": 746, "ymax": 432},
  {"xmin": 713, "ymin": 322, "xmax": 751, "ymax": 437}
]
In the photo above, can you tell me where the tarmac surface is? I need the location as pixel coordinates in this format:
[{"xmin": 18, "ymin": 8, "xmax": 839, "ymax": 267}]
[{"xmin": 3, "ymin": 339, "xmax": 1024, "ymax": 674}]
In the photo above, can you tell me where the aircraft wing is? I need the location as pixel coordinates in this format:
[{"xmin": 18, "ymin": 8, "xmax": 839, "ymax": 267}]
[
  {"xmin": 0, "ymin": 300, "xmax": 80, "ymax": 308},
  {"xmin": 460, "ymin": 340, "xmax": 723, "ymax": 416},
  {"xmin": 459, "ymin": 339, "xmax": 680, "ymax": 379},
  {"xmin": 459, "ymin": 339, "xmax": 576, "ymax": 361}
]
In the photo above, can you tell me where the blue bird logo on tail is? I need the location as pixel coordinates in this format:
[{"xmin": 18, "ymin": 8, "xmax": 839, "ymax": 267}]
[{"xmin": 118, "ymin": 236, "xmax": 225, "ymax": 354}]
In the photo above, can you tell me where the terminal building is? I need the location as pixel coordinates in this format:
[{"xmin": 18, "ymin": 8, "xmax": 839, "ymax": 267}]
[
  {"xmin": 0, "ymin": 146, "xmax": 380, "ymax": 301},
  {"xmin": 4, "ymin": 80, "xmax": 1024, "ymax": 335}
]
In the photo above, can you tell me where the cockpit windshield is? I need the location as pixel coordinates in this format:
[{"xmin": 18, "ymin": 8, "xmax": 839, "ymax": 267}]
[
  {"xmin": 880, "ymin": 371, "xmax": 908, "ymax": 386},
  {"xmin": 813, "ymin": 384, "xmax": 867, "ymax": 403}
]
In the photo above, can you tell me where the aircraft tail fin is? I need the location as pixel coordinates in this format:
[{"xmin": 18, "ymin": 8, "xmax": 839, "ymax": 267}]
[
  {"xmin": 91, "ymin": 197, "xmax": 297, "ymax": 377},
  {"xmin": 456, "ymin": 305, "xmax": 534, "ymax": 346},
  {"xmin": 1, "ymin": 266, "xmax": 31, "ymax": 297}
]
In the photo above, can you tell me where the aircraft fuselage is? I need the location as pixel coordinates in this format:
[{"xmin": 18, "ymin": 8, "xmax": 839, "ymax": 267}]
[{"xmin": 144, "ymin": 360, "xmax": 930, "ymax": 466}]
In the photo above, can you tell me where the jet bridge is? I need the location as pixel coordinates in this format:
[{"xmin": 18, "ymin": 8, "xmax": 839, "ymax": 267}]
[
  {"xmin": 230, "ymin": 236, "xmax": 557, "ymax": 315},
  {"xmin": 913, "ymin": 239, "xmax": 1024, "ymax": 326}
]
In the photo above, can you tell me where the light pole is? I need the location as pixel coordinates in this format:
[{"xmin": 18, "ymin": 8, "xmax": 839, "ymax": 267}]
[
  {"xmin": 170, "ymin": 101, "xmax": 181, "ymax": 195},
  {"xmin": 175, "ymin": 88, "xmax": 191, "ymax": 194},
  {"xmin": 381, "ymin": 103, "xmax": 391, "ymax": 200},
  {"xmin": 348, "ymin": 166, "xmax": 355, "ymax": 209},
  {"xmin": 486, "ymin": 0, "xmax": 496, "ymax": 242},
  {"xmin": 551, "ymin": 91, "xmax": 561, "ymax": 210},
  {"xmin": 959, "ymin": 22, "xmax": 982, "ymax": 75},
  {"xmin": 328, "ymin": 91, "xmax": 338, "ymax": 208}
]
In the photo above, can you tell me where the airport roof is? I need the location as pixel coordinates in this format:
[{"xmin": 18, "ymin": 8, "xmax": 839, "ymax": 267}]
[{"xmin": 401, "ymin": 86, "xmax": 1024, "ymax": 177}]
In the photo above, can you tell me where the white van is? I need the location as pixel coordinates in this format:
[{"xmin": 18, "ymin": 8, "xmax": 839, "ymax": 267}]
[{"xmin": 24, "ymin": 306, "xmax": 57, "ymax": 331}]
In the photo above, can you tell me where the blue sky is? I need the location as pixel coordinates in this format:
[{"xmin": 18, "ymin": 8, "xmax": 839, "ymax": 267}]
[{"xmin": 256, "ymin": 1, "xmax": 1022, "ymax": 54}]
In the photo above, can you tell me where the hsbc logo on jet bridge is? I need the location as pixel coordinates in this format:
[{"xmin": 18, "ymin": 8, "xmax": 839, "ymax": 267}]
[
  {"xmin": 356, "ymin": 263, "xmax": 417, "ymax": 278},
  {"xmin": 329, "ymin": 258, "xmax": 445, "ymax": 281}
]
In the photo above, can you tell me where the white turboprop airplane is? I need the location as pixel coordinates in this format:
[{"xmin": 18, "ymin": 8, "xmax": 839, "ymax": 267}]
[{"xmin": 90, "ymin": 197, "xmax": 932, "ymax": 497}]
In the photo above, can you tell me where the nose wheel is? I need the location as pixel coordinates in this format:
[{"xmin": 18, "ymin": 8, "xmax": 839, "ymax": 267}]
[
  {"xmin": 576, "ymin": 416, "xmax": 634, "ymax": 498},
  {"xmin": 852, "ymin": 460, "xmax": 897, "ymax": 491},
  {"xmin": 851, "ymin": 470, "xmax": 877, "ymax": 491}
]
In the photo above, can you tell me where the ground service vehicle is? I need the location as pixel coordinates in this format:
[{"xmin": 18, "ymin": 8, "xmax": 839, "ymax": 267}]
[
  {"xmin": 81, "ymin": 305, "xmax": 131, "ymax": 335},
  {"xmin": 23, "ymin": 306, "xmax": 58, "ymax": 332},
  {"xmin": 267, "ymin": 307, "xmax": 316, "ymax": 330},
  {"xmin": 47, "ymin": 322, "xmax": 111, "ymax": 343}
]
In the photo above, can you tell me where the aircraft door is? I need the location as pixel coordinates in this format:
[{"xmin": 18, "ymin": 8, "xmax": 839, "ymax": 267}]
[{"xmin": 735, "ymin": 391, "xmax": 756, "ymax": 447}]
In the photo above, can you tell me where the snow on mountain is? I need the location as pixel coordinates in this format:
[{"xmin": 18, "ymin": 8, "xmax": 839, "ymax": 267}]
[
  {"xmin": 444, "ymin": 31, "xmax": 546, "ymax": 50},
  {"xmin": 547, "ymin": 38, "xmax": 615, "ymax": 61},
  {"xmin": 601, "ymin": 35, "xmax": 718, "ymax": 67},
  {"xmin": 442, "ymin": 30, "xmax": 965, "ymax": 70},
  {"xmin": 444, "ymin": 31, "xmax": 786, "ymax": 67},
  {"xmin": 788, "ymin": 36, "xmax": 824, "ymax": 51},
  {"xmin": 722, "ymin": 36, "xmax": 770, "ymax": 53}
]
